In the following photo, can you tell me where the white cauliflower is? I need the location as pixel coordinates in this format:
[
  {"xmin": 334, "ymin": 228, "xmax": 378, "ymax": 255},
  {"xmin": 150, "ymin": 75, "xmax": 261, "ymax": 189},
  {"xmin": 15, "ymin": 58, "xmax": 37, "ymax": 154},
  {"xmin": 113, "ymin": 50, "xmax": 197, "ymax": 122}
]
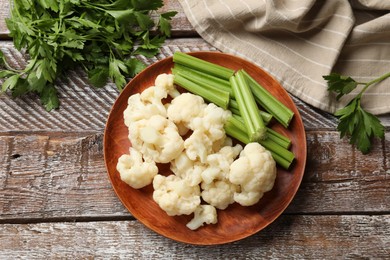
[
  {"xmin": 118, "ymin": 73, "xmax": 281, "ymax": 231},
  {"xmin": 201, "ymin": 144, "xmax": 243, "ymax": 184},
  {"xmin": 128, "ymin": 114, "xmax": 184, "ymax": 163},
  {"xmin": 154, "ymin": 73, "xmax": 180, "ymax": 98},
  {"xmin": 153, "ymin": 175, "xmax": 201, "ymax": 216},
  {"xmin": 167, "ymin": 92, "xmax": 206, "ymax": 127},
  {"xmin": 170, "ymin": 152, "xmax": 205, "ymax": 186},
  {"xmin": 116, "ymin": 148, "xmax": 158, "ymax": 189},
  {"xmin": 186, "ymin": 205, "xmax": 218, "ymax": 230},
  {"xmin": 189, "ymin": 102, "xmax": 231, "ymax": 142},
  {"xmin": 201, "ymin": 180, "xmax": 238, "ymax": 210},
  {"xmin": 124, "ymin": 86, "xmax": 167, "ymax": 126},
  {"xmin": 229, "ymin": 142, "xmax": 277, "ymax": 206},
  {"xmin": 183, "ymin": 130, "xmax": 214, "ymax": 163}
]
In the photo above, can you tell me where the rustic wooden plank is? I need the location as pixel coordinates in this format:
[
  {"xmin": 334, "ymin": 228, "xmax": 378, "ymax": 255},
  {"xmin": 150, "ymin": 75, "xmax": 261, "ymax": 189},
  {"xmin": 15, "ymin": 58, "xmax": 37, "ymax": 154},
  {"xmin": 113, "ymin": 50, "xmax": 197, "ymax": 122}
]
[
  {"xmin": 0, "ymin": 134, "xmax": 129, "ymax": 220},
  {"xmin": 0, "ymin": 215, "xmax": 389, "ymax": 258},
  {"xmin": 0, "ymin": 0, "xmax": 196, "ymax": 39},
  {"xmin": 161, "ymin": 0, "xmax": 196, "ymax": 37},
  {"xmin": 0, "ymin": 0, "xmax": 11, "ymax": 39},
  {"xmin": 0, "ymin": 132, "xmax": 389, "ymax": 221},
  {"xmin": 289, "ymin": 130, "xmax": 390, "ymax": 214}
]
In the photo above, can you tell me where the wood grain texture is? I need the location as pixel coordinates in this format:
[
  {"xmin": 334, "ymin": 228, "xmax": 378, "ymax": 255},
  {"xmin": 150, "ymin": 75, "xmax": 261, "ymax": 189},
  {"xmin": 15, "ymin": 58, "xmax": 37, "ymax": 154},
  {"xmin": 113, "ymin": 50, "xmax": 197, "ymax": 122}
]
[
  {"xmin": 0, "ymin": 0, "xmax": 196, "ymax": 39},
  {"xmin": 1, "ymin": 132, "xmax": 389, "ymax": 221},
  {"xmin": 0, "ymin": 215, "xmax": 389, "ymax": 258},
  {"xmin": 0, "ymin": 134, "xmax": 129, "ymax": 221},
  {"xmin": 0, "ymin": 0, "xmax": 10, "ymax": 39}
]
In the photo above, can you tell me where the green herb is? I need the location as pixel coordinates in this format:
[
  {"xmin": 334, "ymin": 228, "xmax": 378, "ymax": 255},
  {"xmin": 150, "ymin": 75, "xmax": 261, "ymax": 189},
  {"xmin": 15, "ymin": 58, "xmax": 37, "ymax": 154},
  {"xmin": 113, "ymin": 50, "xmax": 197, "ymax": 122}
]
[
  {"xmin": 0, "ymin": 0, "xmax": 177, "ymax": 110},
  {"xmin": 323, "ymin": 72, "xmax": 390, "ymax": 154}
]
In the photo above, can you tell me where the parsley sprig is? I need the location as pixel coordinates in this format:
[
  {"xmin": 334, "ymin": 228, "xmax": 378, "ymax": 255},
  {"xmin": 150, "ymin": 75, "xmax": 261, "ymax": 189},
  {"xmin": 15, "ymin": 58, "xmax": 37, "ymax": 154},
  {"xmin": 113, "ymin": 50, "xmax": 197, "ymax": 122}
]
[
  {"xmin": 0, "ymin": 0, "xmax": 177, "ymax": 110},
  {"xmin": 323, "ymin": 72, "xmax": 390, "ymax": 154}
]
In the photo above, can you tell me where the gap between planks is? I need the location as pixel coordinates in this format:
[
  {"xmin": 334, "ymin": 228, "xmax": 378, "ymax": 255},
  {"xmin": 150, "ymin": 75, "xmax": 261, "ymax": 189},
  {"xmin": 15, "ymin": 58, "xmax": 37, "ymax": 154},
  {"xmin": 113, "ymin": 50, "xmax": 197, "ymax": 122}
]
[{"xmin": 1, "ymin": 211, "xmax": 390, "ymax": 226}]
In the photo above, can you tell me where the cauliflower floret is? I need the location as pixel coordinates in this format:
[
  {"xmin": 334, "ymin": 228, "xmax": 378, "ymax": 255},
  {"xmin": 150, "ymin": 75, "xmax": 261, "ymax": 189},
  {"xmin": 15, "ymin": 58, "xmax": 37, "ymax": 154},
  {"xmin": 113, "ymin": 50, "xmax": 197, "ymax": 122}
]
[
  {"xmin": 154, "ymin": 73, "xmax": 180, "ymax": 98},
  {"xmin": 201, "ymin": 180, "xmax": 238, "ymax": 210},
  {"xmin": 186, "ymin": 205, "xmax": 218, "ymax": 230},
  {"xmin": 201, "ymin": 144, "xmax": 243, "ymax": 184},
  {"xmin": 167, "ymin": 92, "xmax": 207, "ymax": 127},
  {"xmin": 189, "ymin": 102, "xmax": 231, "ymax": 141},
  {"xmin": 116, "ymin": 148, "xmax": 158, "ymax": 189},
  {"xmin": 128, "ymin": 114, "xmax": 184, "ymax": 163},
  {"xmin": 124, "ymin": 86, "xmax": 167, "ymax": 126},
  {"xmin": 229, "ymin": 142, "xmax": 277, "ymax": 206},
  {"xmin": 170, "ymin": 152, "xmax": 205, "ymax": 186},
  {"xmin": 153, "ymin": 175, "xmax": 201, "ymax": 216},
  {"xmin": 183, "ymin": 130, "xmax": 214, "ymax": 163}
]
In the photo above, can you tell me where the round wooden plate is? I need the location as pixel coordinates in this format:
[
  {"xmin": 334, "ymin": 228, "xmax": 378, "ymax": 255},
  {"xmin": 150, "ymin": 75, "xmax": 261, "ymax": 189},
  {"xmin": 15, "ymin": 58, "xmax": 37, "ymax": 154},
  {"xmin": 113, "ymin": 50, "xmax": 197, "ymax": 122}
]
[{"xmin": 103, "ymin": 52, "xmax": 307, "ymax": 245}]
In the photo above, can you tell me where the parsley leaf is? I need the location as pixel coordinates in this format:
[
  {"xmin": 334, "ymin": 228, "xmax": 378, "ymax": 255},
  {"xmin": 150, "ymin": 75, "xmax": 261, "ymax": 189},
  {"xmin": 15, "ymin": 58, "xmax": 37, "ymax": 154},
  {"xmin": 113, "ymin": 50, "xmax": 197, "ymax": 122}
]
[
  {"xmin": 40, "ymin": 84, "xmax": 60, "ymax": 111},
  {"xmin": 2, "ymin": 74, "xmax": 20, "ymax": 92},
  {"xmin": 159, "ymin": 11, "xmax": 178, "ymax": 37},
  {"xmin": 323, "ymin": 72, "xmax": 390, "ymax": 154},
  {"xmin": 323, "ymin": 73, "xmax": 359, "ymax": 100},
  {"xmin": 0, "ymin": 0, "xmax": 176, "ymax": 111},
  {"xmin": 88, "ymin": 67, "xmax": 109, "ymax": 88}
]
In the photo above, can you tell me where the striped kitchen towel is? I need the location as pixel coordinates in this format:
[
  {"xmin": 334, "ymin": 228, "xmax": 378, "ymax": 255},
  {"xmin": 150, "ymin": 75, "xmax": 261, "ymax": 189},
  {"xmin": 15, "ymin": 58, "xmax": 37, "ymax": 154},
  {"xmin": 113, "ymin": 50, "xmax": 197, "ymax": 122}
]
[{"xmin": 179, "ymin": 0, "xmax": 390, "ymax": 115}]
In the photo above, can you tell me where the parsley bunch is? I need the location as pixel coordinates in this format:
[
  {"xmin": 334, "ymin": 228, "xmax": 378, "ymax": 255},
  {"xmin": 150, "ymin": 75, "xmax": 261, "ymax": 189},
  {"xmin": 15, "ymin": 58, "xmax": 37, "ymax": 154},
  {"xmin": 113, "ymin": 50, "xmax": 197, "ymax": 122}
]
[
  {"xmin": 323, "ymin": 72, "xmax": 390, "ymax": 154},
  {"xmin": 0, "ymin": 0, "xmax": 176, "ymax": 110}
]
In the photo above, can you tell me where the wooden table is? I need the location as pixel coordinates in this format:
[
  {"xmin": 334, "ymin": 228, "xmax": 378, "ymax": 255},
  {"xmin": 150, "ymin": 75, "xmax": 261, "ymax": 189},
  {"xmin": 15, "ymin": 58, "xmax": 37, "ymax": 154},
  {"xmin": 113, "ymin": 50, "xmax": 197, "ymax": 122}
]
[{"xmin": 0, "ymin": 1, "xmax": 389, "ymax": 258}]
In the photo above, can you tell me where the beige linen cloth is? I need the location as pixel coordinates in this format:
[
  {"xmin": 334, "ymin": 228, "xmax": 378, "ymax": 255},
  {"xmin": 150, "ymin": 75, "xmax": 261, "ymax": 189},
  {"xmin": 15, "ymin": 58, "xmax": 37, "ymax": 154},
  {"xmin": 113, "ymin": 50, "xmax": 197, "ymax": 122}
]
[{"xmin": 178, "ymin": 0, "xmax": 390, "ymax": 115}]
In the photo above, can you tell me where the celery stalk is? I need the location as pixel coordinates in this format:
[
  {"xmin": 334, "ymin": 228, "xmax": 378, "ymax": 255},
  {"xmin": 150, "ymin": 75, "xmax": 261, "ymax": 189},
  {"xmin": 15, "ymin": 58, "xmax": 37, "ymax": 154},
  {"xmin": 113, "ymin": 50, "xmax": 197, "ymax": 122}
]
[
  {"xmin": 173, "ymin": 73, "xmax": 230, "ymax": 109},
  {"xmin": 173, "ymin": 64, "xmax": 233, "ymax": 96},
  {"xmin": 267, "ymin": 128, "xmax": 291, "ymax": 149},
  {"xmin": 260, "ymin": 138, "xmax": 295, "ymax": 164},
  {"xmin": 242, "ymin": 70, "xmax": 294, "ymax": 128},
  {"xmin": 224, "ymin": 117, "xmax": 250, "ymax": 144},
  {"xmin": 232, "ymin": 70, "xmax": 266, "ymax": 141},
  {"xmin": 229, "ymin": 99, "xmax": 273, "ymax": 125},
  {"xmin": 226, "ymin": 115, "xmax": 294, "ymax": 169},
  {"xmin": 268, "ymin": 152, "xmax": 292, "ymax": 170},
  {"xmin": 172, "ymin": 68, "xmax": 230, "ymax": 104},
  {"xmin": 173, "ymin": 52, "xmax": 234, "ymax": 80},
  {"xmin": 230, "ymin": 75, "xmax": 257, "ymax": 141},
  {"xmin": 229, "ymin": 106, "xmax": 241, "ymax": 116},
  {"xmin": 233, "ymin": 114, "xmax": 291, "ymax": 150}
]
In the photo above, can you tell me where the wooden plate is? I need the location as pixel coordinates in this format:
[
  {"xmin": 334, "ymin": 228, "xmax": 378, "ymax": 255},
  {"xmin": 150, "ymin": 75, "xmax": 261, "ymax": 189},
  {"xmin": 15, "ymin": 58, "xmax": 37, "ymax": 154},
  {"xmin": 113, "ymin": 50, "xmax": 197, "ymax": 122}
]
[{"xmin": 103, "ymin": 52, "xmax": 307, "ymax": 245}]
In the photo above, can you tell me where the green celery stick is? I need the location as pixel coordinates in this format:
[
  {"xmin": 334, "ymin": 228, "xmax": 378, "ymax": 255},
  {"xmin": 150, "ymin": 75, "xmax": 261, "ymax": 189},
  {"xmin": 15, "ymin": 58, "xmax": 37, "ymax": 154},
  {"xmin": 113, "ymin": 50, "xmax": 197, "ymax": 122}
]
[{"xmin": 173, "ymin": 52, "xmax": 234, "ymax": 80}]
